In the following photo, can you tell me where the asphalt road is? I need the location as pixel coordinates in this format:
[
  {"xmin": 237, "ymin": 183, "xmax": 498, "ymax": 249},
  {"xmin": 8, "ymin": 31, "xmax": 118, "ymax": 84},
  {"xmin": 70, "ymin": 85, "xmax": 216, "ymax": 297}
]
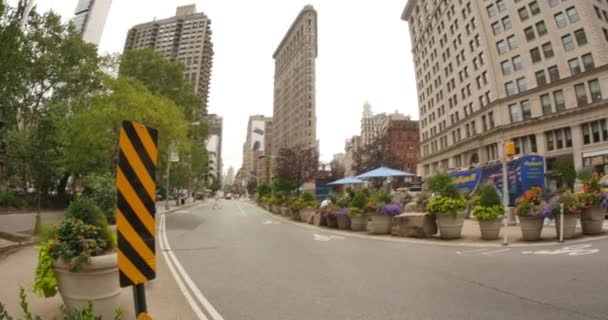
[{"xmin": 164, "ymin": 199, "xmax": 608, "ymax": 320}]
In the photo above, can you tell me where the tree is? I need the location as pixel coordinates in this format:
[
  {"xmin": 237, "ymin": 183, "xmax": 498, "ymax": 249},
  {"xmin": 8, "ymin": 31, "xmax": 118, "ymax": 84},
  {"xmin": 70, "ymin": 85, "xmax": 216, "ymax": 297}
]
[
  {"xmin": 352, "ymin": 134, "xmax": 399, "ymax": 175},
  {"xmin": 275, "ymin": 145, "xmax": 318, "ymax": 188},
  {"xmin": 329, "ymin": 159, "xmax": 345, "ymax": 180},
  {"xmin": 553, "ymin": 157, "xmax": 576, "ymax": 189}
]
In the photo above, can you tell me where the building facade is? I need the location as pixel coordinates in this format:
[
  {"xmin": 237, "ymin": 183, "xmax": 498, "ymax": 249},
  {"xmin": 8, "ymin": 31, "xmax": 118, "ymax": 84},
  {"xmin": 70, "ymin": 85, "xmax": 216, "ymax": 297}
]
[
  {"xmin": 72, "ymin": 0, "xmax": 112, "ymax": 46},
  {"xmin": 388, "ymin": 118, "xmax": 420, "ymax": 174},
  {"xmin": 206, "ymin": 134, "xmax": 220, "ymax": 184},
  {"xmin": 271, "ymin": 5, "xmax": 318, "ymax": 169},
  {"xmin": 224, "ymin": 166, "xmax": 235, "ymax": 186},
  {"xmin": 123, "ymin": 4, "xmax": 214, "ymax": 118},
  {"xmin": 241, "ymin": 115, "xmax": 273, "ymax": 186},
  {"xmin": 402, "ymin": 0, "xmax": 608, "ymax": 178},
  {"xmin": 343, "ymin": 135, "xmax": 362, "ymax": 177},
  {"xmin": 207, "ymin": 113, "xmax": 223, "ymax": 183}
]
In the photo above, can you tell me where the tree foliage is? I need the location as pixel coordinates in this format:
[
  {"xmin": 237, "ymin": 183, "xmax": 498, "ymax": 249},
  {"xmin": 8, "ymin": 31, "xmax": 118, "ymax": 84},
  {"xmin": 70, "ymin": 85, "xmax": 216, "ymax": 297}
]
[
  {"xmin": 275, "ymin": 145, "xmax": 319, "ymax": 188},
  {"xmin": 352, "ymin": 134, "xmax": 400, "ymax": 175},
  {"xmin": 329, "ymin": 159, "xmax": 345, "ymax": 180}
]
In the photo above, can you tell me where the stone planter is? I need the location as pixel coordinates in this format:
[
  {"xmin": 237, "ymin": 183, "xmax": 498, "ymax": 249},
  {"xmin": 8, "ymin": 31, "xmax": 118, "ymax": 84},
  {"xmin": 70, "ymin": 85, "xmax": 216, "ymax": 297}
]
[
  {"xmin": 299, "ymin": 208, "xmax": 315, "ymax": 223},
  {"xmin": 272, "ymin": 205, "xmax": 281, "ymax": 214},
  {"xmin": 581, "ymin": 207, "xmax": 605, "ymax": 235},
  {"xmin": 326, "ymin": 215, "xmax": 338, "ymax": 228},
  {"xmin": 519, "ymin": 216, "xmax": 544, "ymax": 241},
  {"xmin": 367, "ymin": 214, "xmax": 392, "ymax": 235},
  {"xmin": 336, "ymin": 215, "xmax": 351, "ymax": 230},
  {"xmin": 280, "ymin": 206, "xmax": 291, "ymax": 217},
  {"xmin": 555, "ymin": 214, "xmax": 579, "ymax": 239},
  {"xmin": 350, "ymin": 215, "xmax": 367, "ymax": 231},
  {"xmin": 478, "ymin": 218, "xmax": 502, "ymax": 240},
  {"xmin": 313, "ymin": 213, "xmax": 326, "ymax": 226},
  {"xmin": 53, "ymin": 253, "xmax": 121, "ymax": 319},
  {"xmin": 436, "ymin": 214, "xmax": 465, "ymax": 239},
  {"xmin": 290, "ymin": 209, "xmax": 301, "ymax": 221}
]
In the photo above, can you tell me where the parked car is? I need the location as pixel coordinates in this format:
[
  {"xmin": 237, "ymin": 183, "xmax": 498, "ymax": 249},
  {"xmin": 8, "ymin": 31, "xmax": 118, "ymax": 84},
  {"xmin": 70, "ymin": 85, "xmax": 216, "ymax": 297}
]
[{"xmin": 225, "ymin": 193, "xmax": 232, "ymax": 200}]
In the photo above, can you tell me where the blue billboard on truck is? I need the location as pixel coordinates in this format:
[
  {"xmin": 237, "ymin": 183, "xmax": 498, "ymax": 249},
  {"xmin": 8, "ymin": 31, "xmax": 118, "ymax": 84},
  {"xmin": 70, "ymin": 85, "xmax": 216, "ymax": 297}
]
[{"xmin": 450, "ymin": 155, "xmax": 545, "ymax": 206}]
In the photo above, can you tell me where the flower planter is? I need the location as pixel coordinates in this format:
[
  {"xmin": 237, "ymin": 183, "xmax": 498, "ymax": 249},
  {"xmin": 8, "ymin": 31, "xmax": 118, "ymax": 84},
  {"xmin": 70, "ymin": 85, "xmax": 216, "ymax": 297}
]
[
  {"xmin": 53, "ymin": 253, "xmax": 120, "ymax": 319},
  {"xmin": 327, "ymin": 216, "xmax": 338, "ymax": 228},
  {"xmin": 271, "ymin": 205, "xmax": 280, "ymax": 214},
  {"xmin": 436, "ymin": 214, "xmax": 464, "ymax": 239},
  {"xmin": 336, "ymin": 215, "xmax": 351, "ymax": 230},
  {"xmin": 478, "ymin": 218, "xmax": 502, "ymax": 240},
  {"xmin": 280, "ymin": 206, "xmax": 290, "ymax": 217},
  {"xmin": 313, "ymin": 213, "xmax": 326, "ymax": 226},
  {"xmin": 555, "ymin": 214, "xmax": 579, "ymax": 239},
  {"xmin": 290, "ymin": 209, "xmax": 301, "ymax": 221},
  {"xmin": 367, "ymin": 214, "xmax": 392, "ymax": 235},
  {"xmin": 299, "ymin": 208, "xmax": 315, "ymax": 223},
  {"xmin": 581, "ymin": 207, "xmax": 604, "ymax": 235},
  {"xmin": 519, "ymin": 216, "xmax": 544, "ymax": 241},
  {"xmin": 350, "ymin": 215, "xmax": 367, "ymax": 231}
]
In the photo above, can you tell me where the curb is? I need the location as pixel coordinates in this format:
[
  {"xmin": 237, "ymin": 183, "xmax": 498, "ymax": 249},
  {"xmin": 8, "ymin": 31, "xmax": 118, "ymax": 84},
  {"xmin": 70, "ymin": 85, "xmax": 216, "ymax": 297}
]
[
  {"xmin": 246, "ymin": 202, "xmax": 608, "ymax": 249},
  {"xmin": 159, "ymin": 201, "xmax": 203, "ymax": 215}
]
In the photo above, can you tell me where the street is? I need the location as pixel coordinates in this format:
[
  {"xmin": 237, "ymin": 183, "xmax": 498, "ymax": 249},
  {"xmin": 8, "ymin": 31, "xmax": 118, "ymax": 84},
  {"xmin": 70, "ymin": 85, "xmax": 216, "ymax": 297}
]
[{"xmin": 162, "ymin": 199, "xmax": 608, "ymax": 320}]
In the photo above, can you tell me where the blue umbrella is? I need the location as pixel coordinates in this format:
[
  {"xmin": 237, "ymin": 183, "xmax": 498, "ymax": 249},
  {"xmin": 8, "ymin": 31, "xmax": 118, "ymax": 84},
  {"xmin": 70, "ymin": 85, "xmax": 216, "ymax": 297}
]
[
  {"xmin": 328, "ymin": 176, "xmax": 364, "ymax": 185},
  {"xmin": 356, "ymin": 167, "xmax": 415, "ymax": 179}
]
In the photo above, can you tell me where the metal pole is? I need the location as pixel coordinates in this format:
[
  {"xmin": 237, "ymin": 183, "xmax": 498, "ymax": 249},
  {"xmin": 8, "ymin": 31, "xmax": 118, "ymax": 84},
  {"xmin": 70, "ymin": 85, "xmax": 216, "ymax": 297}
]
[
  {"xmin": 502, "ymin": 158, "xmax": 509, "ymax": 246},
  {"xmin": 559, "ymin": 203, "xmax": 564, "ymax": 243},
  {"xmin": 165, "ymin": 151, "xmax": 170, "ymax": 211},
  {"xmin": 132, "ymin": 284, "xmax": 147, "ymax": 316}
]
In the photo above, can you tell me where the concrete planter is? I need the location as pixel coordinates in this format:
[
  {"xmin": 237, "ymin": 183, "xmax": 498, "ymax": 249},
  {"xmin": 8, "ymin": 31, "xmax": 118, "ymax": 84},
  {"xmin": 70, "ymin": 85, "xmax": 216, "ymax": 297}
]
[
  {"xmin": 299, "ymin": 208, "xmax": 315, "ymax": 223},
  {"xmin": 336, "ymin": 215, "xmax": 351, "ymax": 230},
  {"xmin": 53, "ymin": 252, "xmax": 120, "ymax": 319},
  {"xmin": 313, "ymin": 213, "xmax": 326, "ymax": 226},
  {"xmin": 436, "ymin": 214, "xmax": 465, "ymax": 239},
  {"xmin": 555, "ymin": 214, "xmax": 579, "ymax": 239},
  {"xmin": 271, "ymin": 205, "xmax": 280, "ymax": 214},
  {"xmin": 280, "ymin": 206, "xmax": 291, "ymax": 217},
  {"xmin": 581, "ymin": 207, "xmax": 605, "ymax": 235},
  {"xmin": 350, "ymin": 215, "xmax": 367, "ymax": 231},
  {"xmin": 478, "ymin": 218, "xmax": 502, "ymax": 240},
  {"xmin": 519, "ymin": 216, "xmax": 544, "ymax": 241},
  {"xmin": 367, "ymin": 214, "xmax": 392, "ymax": 235},
  {"xmin": 290, "ymin": 209, "xmax": 301, "ymax": 221},
  {"xmin": 326, "ymin": 215, "xmax": 338, "ymax": 228}
]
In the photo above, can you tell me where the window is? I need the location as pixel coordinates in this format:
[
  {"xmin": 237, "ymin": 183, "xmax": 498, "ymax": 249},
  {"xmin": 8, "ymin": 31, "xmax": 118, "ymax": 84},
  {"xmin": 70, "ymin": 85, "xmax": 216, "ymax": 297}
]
[
  {"xmin": 497, "ymin": 40, "xmax": 508, "ymax": 54},
  {"xmin": 582, "ymin": 53, "xmax": 595, "ymax": 71},
  {"xmin": 542, "ymin": 42, "xmax": 554, "ymax": 58},
  {"xmin": 501, "ymin": 60, "xmax": 511, "ymax": 75},
  {"xmin": 525, "ymin": 27, "xmax": 536, "ymax": 41},
  {"xmin": 546, "ymin": 132, "xmax": 554, "ymax": 150},
  {"xmin": 548, "ymin": 0, "xmax": 559, "ymax": 7},
  {"xmin": 565, "ymin": 128, "xmax": 572, "ymax": 148},
  {"xmin": 566, "ymin": 7, "xmax": 580, "ymax": 23},
  {"xmin": 562, "ymin": 34, "xmax": 574, "ymax": 51},
  {"xmin": 541, "ymin": 94, "xmax": 552, "ymax": 114},
  {"xmin": 507, "ymin": 35, "xmax": 518, "ymax": 49},
  {"xmin": 582, "ymin": 123, "xmax": 591, "ymax": 144},
  {"xmin": 512, "ymin": 55, "xmax": 523, "ymax": 71},
  {"xmin": 548, "ymin": 65, "xmax": 560, "ymax": 82},
  {"xmin": 555, "ymin": 129, "xmax": 564, "ymax": 149},
  {"xmin": 575, "ymin": 83, "xmax": 588, "ymax": 105},
  {"xmin": 574, "ymin": 29, "xmax": 588, "ymax": 46},
  {"xmin": 497, "ymin": 0, "xmax": 507, "ymax": 12},
  {"xmin": 554, "ymin": 90, "xmax": 565, "ymax": 111},
  {"xmin": 536, "ymin": 21, "xmax": 547, "ymax": 36},
  {"xmin": 492, "ymin": 22, "xmax": 501, "ymax": 35},
  {"xmin": 555, "ymin": 13, "xmax": 567, "ymax": 28},
  {"xmin": 487, "ymin": 4, "xmax": 497, "ymax": 17},
  {"xmin": 517, "ymin": 77, "xmax": 527, "ymax": 92},
  {"xmin": 519, "ymin": 7, "xmax": 529, "ymax": 20},
  {"xmin": 505, "ymin": 81, "xmax": 517, "ymax": 96},
  {"xmin": 509, "ymin": 103, "xmax": 521, "ymax": 122},
  {"xmin": 489, "ymin": 111, "xmax": 495, "ymax": 128},
  {"xmin": 569, "ymin": 58, "xmax": 581, "ymax": 75},
  {"xmin": 530, "ymin": 47, "xmax": 542, "ymax": 63},
  {"xmin": 528, "ymin": 1, "xmax": 540, "ymax": 14},
  {"xmin": 521, "ymin": 100, "xmax": 532, "ymax": 120},
  {"xmin": 535, "ymin": 70, "xmax": 547, "ymax": 86},
  {"xmin": 502, "ymin": 16, "xmax": 512, "ymax": 30},
  {"xmin": 590, "ymin": 79, "xmax": 602, "ymax": 102}
]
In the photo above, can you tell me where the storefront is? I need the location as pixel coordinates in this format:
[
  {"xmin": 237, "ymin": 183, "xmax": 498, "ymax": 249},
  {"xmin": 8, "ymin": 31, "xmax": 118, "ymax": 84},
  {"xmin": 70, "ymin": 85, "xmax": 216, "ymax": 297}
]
[{"xmin": 582, "ymin": 149, "xmax": 608, "ymax": 175}]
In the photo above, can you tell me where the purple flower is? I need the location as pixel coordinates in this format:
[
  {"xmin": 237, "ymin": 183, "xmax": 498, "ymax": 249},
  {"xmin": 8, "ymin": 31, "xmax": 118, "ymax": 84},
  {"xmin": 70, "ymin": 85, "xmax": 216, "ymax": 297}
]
[
  {"xmin": 601, "ymin": 193, "xmax": 608, "ymax": 209},
  {"xmin": 332, "ymin": 208, "xmax": 349, "ymax": 217},
  {"xmin": 538, "ymin": 204, "xmax": 553, "ymax": 219},
  {"xmin": 381, "ymin": 203, "xmax": 403, "ymax": 216}
]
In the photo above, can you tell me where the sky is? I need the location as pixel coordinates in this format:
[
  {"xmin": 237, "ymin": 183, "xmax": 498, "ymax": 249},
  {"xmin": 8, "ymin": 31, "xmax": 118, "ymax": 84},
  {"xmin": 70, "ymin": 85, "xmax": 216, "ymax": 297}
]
[{"xmin": 13, "ymin": 0, "xmax": 418, "ymax": 175}]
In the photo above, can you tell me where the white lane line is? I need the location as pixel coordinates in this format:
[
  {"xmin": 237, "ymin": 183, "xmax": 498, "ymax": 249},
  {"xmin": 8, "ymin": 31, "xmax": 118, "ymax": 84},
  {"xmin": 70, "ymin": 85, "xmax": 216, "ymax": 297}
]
[
  {"xmin": 456, "ymin": 248, "xmax": 489, "ymax": 255},
  {"xmin": 236, "ymin": 203, "xmax": 247, "ymax": 216},
  {"xmin": 481, "ymin": 248, "xmax": 511, "ymax": 256},
  {"xmin": 161, "ymin": 214, "xmax": 226, "ymax": 320},
  {"xmin": 159, "ymin": 215, "xmax": 208, "ymax": 320}
]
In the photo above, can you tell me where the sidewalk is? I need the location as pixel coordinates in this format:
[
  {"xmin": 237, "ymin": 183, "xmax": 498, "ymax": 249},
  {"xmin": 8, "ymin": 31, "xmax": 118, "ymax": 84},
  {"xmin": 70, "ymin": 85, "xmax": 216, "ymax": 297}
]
[{"xmin": 0, "ymin": 200, "xmax": 202, "ymax": 319}]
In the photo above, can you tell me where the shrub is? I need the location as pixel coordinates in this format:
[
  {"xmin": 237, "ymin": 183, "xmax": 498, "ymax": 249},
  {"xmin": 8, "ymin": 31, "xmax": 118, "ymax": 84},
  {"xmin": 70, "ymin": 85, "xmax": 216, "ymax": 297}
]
[
  {"xmin": 577, "ymin": 172, "xmax": 605, "ymax": 208},
  {"xmin": 257, "ymin": 183, "xmax": 271, "ymax": 198},
  {"xmin": 82, "ymin": 173, "xmax": 117, "ymax": 224},
  {"xmin": 551, "ymin": 191, "xmax": 582, "ymax": 216},
  {"xmin": 300, "ymin": 191, "xmax": 315, "ymax": 202},
  {"xmin": 348, "ymin": 207, "xmax": 363, "ymax": 217},
  {"xmin": 427, "ymin": 173, "xmax": 460, "ymax": 198},
  {"xmin": 425, "ymin": 196, "xmax": 467, "ymax": 216},
  {"xmin": 515, "ymin": 187, "xmax": 552, "ymax": 218},
  {"xmin": 336, "ymin": 193, "xmax": 352, "ymax": 208},
  {"xmin": 350, "ymin": 191, "xmax": 368, "ymax": 210},
  {"xmin": 478, "ymin": 184, "xmax": 502, "ymax": 207}
]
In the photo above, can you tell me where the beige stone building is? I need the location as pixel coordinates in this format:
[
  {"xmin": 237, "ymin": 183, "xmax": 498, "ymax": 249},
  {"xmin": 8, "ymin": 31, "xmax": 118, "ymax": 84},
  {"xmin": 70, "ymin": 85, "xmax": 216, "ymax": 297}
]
[
  {"xmin": 123, "ymin": 4, "xmax": 213, "ymax": 118},
  {"xmin": 343, "ymin": 135, "xmax": 362, "ymax": 177},
  {"xmin": 241, "ymin": 115, "xmax": 273, "ymax": 186},
  {"xmin": 361, "ymin": 101, "xmax": 412, "ymax": 145},
  {"xmin": 402, "ymin": 0, "xmax": 608, "ymax": 178},
  {"xmin": 271, "ymin": 5, "xmax": 318, "ymax": 168}
]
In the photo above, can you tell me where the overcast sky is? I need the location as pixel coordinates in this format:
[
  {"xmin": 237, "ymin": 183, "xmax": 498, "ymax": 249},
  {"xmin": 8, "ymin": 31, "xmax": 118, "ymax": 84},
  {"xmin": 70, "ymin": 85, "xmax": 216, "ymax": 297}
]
[{"xmin": 15, "ymin": 0, "xmax": 417, "ymax": 175}]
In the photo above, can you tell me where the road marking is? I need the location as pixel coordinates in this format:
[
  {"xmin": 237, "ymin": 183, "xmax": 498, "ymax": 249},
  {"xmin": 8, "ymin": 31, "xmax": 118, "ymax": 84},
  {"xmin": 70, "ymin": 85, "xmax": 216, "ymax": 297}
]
[
  {"xmin": 160, "ymin": 214, "xmax": 225, "ymax": 320},
  {"xmin": 481, "ymin": 248, "xmax": 511, "ymax": 256},
  {"xmin": 313, "ymin": 233, "xmax": 345, "ymax": 242},
  {"xmin": 263, "ymin": 220, "xmax": 280, "ymax": 225},
  {"xmin": 174, "ymin": 210, "xmax": 191, "ymax": 214},
  {"xmin": 456, "ymin": 248, "xmax": 489, "ymax": 255},
  {"xmin": 522, "ymin": 244, "xmax": 599, "ymax": 256},
  {"xmin": 236, "ymin": 203, "xmax": 247, "ymax": 216}
]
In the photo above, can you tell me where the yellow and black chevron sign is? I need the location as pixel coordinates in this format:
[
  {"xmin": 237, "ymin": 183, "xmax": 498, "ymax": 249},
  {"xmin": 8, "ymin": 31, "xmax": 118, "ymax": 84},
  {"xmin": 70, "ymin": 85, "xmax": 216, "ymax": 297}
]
[{"xmin": 116, "ymin": 120, "xmax": 159, "ymax": 288}]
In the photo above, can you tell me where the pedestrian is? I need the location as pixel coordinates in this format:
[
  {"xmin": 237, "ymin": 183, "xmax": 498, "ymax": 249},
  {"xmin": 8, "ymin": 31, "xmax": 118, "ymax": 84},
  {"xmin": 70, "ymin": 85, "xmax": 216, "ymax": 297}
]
[{"xmin": 212, "ymin": 192, "xmax": 221, "ymax": 210}]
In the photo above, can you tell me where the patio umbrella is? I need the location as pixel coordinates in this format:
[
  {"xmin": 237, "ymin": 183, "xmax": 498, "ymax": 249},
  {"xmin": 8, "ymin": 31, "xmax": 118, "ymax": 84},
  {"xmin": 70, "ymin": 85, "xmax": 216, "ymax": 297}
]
[
  {"xmin": 327, "ymin": 176, "xmax": 364, "ymax": 185},
  {"xmin": 355, "ymin": 166, "xmax": 415, "ymax": 179}
]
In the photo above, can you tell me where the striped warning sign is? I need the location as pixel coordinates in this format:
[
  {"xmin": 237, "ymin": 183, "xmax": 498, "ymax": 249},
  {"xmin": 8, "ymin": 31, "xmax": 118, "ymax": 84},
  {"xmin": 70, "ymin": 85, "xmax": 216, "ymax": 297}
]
[
  {"xmin": 137, "ymin": 312, "xmax": 152, "ymax": 320},
  {"xmin": 116, "ymin": 120, "xmax": 159, "ymax": 287}
]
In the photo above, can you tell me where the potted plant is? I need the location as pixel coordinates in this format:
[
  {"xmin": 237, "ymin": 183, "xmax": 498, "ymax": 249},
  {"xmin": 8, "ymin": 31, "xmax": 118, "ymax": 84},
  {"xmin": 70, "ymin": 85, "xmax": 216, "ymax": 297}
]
[
  {"xmin": 515, "ymin": 187, "xmax": 552, "ymax": 241},
  {"xmin": 367, "ymin": 189, "xmax": 394, "ymax": 235},
  {"xmin": 551, "ymin": 190, "xmax": 582, "ymax": 239},
  {"xmin": 333, "ymin": 207, "xmax": 351, "ymax": 230},
  {"xmin": 34, "ymin": 198, "xmax": 120, "ymax": 319},
  {"xmin": 577, "ymin": 173, "xmax": 607, "ymax": 235},
  {"xmin": 281, "ymin": 196, "xmax": 294, "ymax": 218},
  {"xmin": 348, "ymin": 191, "xmax": 369, "ymax": 231},
  {"xmin": 269, "ymin": 196, "xmax": 280, "ymax": 214},
  {"xmin": 326, "ymin": 204, "xmax": 341, "ymax": 228},
  {"xmin": 425, "ymin": 174, "xmax": 467, "ymax": 239},
  {"xmin": 291, "ymin": 192, "xmax": 319, "ymax": 223},
  {"xmin": 472, "ymin": 184, "xmax": 504, "ymax": 240}
]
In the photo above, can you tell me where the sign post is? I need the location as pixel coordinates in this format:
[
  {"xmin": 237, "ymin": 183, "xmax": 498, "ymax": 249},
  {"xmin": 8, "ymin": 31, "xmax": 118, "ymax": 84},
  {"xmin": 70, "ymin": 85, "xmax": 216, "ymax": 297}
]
[
  {"xmin": 502, "ymin": 140, "xmax": 515, "ymax": 246},
  {"xmin": 115, "ymin": 120, "xmax": 159, "ymax": 319}
]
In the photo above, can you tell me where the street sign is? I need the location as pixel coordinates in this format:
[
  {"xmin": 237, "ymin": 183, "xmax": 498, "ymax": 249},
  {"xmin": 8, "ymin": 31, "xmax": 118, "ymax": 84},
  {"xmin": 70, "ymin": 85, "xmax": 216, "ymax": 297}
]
[
  {"xmin": 116, "ymin": 120, "xmax": 158, "ymax": 287},
  {"xmin": 169, "ymin": 142, "xmax": 179, "ymax": 162}
]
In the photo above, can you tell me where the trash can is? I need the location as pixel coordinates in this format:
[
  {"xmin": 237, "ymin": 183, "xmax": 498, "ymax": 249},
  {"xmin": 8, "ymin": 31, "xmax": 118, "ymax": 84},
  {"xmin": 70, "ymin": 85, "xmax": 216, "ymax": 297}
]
[{"xmin": 181, "ymin": 198, "xmax": 185, "ymax": 205}]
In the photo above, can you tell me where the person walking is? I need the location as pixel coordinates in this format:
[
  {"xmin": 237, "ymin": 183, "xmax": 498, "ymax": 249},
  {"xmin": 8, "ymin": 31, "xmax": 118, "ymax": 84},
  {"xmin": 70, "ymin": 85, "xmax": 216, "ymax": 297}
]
[{"xmin": 212, "ymin": 192, "xmax": 221, "ymax": 210}]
